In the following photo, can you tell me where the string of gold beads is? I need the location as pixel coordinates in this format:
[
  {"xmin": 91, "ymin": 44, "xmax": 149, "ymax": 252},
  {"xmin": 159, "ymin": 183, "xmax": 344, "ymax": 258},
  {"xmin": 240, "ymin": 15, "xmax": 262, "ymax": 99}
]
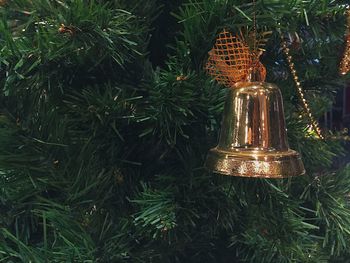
[{"xmin": 281, "ymin": 39, "xmax": 324, "ymax": 140}]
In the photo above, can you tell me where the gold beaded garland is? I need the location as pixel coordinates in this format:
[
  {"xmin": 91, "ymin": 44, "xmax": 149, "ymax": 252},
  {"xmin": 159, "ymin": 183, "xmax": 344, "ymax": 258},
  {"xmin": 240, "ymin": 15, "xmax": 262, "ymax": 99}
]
[
  {"xmin": 340, "ymin": 9, "xmax": 350, "ymax": 75},
  {"xmin": 281, "ymin": 38, "xmax": 324, "ymax": 139}
]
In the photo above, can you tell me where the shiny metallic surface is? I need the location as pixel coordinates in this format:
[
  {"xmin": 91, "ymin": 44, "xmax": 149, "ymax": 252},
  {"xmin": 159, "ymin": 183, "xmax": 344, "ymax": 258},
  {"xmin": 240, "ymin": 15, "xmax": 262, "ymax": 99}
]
[{"xmin": 206, "ymin": 82, "xmax": 305, "ymax": 178}]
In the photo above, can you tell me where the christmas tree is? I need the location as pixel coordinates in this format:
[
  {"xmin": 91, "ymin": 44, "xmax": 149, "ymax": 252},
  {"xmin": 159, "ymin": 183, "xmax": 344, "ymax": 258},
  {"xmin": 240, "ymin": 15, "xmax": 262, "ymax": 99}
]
[{"xmin": 0, "ymin": 0, "xmax": 350, "ymax": 262}]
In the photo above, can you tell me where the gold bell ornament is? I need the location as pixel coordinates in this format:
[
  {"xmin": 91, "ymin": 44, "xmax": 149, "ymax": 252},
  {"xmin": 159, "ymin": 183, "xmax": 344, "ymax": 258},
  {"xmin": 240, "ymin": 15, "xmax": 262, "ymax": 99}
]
[{"xmin": 205, "ymin": 30, "xmax": 305, "ymax": 178}]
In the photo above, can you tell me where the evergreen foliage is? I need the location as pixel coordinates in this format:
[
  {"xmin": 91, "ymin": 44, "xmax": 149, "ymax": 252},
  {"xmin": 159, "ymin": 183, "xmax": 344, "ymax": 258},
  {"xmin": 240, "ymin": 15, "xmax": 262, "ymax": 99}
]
[{"xmin": 0, "ymin": 0, "xmax": 350, "ymax": 262}]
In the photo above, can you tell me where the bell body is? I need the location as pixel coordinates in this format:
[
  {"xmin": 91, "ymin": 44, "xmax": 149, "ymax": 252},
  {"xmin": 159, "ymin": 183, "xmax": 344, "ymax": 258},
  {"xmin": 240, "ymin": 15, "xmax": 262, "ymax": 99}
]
[{"xmin": 206, "ymin": 82, "xmax": 305, "ymax": 178}]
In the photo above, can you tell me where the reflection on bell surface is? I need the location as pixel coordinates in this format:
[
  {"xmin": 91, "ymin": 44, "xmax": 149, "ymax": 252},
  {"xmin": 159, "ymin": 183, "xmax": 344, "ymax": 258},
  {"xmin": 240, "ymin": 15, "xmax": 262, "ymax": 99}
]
[{"xmin": 206, "ymin": 82, "xmax": 305, "ymax": 178}]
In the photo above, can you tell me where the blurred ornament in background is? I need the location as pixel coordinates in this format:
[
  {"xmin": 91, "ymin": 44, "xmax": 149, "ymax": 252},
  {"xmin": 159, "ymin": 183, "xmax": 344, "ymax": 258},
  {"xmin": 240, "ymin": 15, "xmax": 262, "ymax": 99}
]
[
  {"xmin": 205, "ymin": 29, "xmax": 305, "ymax": 178},
  {"xmin": 340, "ymin": 9, "xmax": 350, "ymax": 75}
]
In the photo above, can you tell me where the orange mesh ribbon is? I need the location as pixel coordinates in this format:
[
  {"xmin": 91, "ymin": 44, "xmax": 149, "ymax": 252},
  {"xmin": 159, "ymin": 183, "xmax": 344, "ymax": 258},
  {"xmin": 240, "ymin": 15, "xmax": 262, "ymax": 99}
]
[{"xmin": 206, "ymin": 29, "xmax": 266, "ymax": 88}]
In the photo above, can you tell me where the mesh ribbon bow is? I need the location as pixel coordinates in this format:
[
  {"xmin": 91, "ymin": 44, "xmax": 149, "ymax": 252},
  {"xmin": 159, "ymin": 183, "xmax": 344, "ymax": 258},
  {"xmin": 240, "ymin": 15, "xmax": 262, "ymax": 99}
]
[{"xmin": 206, "ymin": 29, "xmax": 266, "ymax": 87}]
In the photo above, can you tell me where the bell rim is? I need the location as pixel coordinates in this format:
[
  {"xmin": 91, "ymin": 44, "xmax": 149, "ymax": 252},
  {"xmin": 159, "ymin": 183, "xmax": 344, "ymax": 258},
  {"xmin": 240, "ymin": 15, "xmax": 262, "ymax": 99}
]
[
  {"xmin": 209, "ymin": 147, "xmax": 301, "ymax": 160},
  {"xmin": 206, "ymin": 147, "xmax": 305, "ymax": 178}
]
